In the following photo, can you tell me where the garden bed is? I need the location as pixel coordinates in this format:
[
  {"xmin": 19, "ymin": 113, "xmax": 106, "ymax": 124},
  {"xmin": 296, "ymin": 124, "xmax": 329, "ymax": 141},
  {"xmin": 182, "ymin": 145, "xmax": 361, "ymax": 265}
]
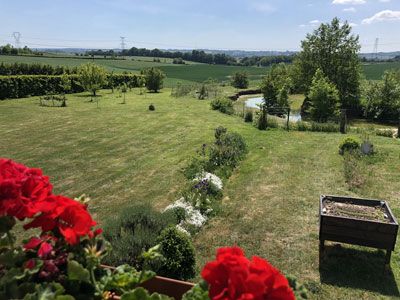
[{"xmin": 319, "ymin": 195, "xmax": 399, "ymax": 266}]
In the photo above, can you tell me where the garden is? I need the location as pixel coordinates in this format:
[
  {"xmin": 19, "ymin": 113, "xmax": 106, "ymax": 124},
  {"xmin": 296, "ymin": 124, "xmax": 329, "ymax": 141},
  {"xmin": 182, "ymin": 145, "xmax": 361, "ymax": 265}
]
[{"xmin": 1, "ymin": 18, "xmax": 400, "ymax": 300}]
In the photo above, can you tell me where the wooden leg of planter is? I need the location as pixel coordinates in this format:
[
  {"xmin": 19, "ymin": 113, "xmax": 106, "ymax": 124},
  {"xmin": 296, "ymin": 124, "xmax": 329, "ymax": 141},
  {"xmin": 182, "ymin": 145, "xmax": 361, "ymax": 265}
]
[{"xmin": 385, "ymin": 250, "xmax": 392, "ymax": 270}]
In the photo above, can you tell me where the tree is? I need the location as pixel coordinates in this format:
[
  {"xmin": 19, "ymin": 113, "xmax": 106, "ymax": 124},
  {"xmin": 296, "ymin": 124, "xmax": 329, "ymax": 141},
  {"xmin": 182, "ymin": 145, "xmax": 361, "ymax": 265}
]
[
  {"xmin": 231, "ymin": 72, "xmax": 249, "ymax": 89},
  {"xmin": 260, "ymin": 74, "xmax": 279, "ymax": 109},
  {"xmin": 141, "ymin": 67, "xmax": 165, "ymax": 92},
  {"xmin": 307, "ymin": 69, "xmax": 340, "ymax": 122},
  {"xmin": 78, "ymin": 63, "xmax": 107, "ymax": 98},
  {"xmin": 362, "ymin": 70, "xmax": 400, "ymax": 121},
  {"xmin": 295, "ymin": 18, "xmax": 361, "ymax": 112}
]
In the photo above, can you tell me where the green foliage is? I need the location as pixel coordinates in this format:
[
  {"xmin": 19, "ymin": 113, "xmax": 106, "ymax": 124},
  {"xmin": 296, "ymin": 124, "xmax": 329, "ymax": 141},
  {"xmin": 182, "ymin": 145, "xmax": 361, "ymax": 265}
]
[
  {"xmin": 78, "ymin": 63, "xmax": 107, "ymax": 97},
  {"xmin": 307, "ymin": 69, "xmax": 340, "ymax": 122},
  {"xmin": 120, "ymin": 287, "xmax": 173, "ymax": 300},
  {"xmin": 255, "ymin": 107, "xmax": 268, "ymax": 130},
  {"xmin": 210, "ymin": 97, "xmax": 234, "ymax": 115},
  {"xmin": 172, "ymin": 57, "xmax": 185, "ymax": 65},
  {"xmin": 296, "ymin": 18, "xmax": 361, "ymax": 111},
  {"xmin": 207, "ymin": 126, "xmax": 247, "ymax": 171},
  {"xmin": 339, "ymin": 137, "xmax": 361, "ymax": 154},
  {"xmin": 260, "ymin": 74, "xmax": 279, "ymax": 109},
  {"xmin": 39, "ymin": 95, "xmax": 67, "ymax": 107},
  {"xmin": 198, "ymin": 84, "xmax": 208, "ymax": 100},
  {"xmin": 244, "ymin": 110, "xmax": 253, "ymax": 122},
  {"xmin": 142, "ymin": 67, "xmax": 165, "ymax": 92},
  {"xmin": 362, "ymin": 70, "xmax": 400, "ymax": 121},
  {"xmin": 231, "ymin": 71, "xmax": 249, "ymax": 89},
  {"xmin": 0, "ymin": 62, "xmax": 77, "ymax": 75},
  {"xmin": 287, "ymin": 275, "xmax": 311, "ymax": 299},
  {"xmin": 294, "ymin": 121, "xmax": 340, "ymax": 133},
  {"xmin": 171, "ymin": 82, "xmax": 195, "ymax": 98},
  {"xmin": 375, "ymin": 129, "xmax": 395, "ymax": 138},
  {"xmin": 157, "ymin": 227, "xmax": 196, "ymax": 280},
  {"xmin": 182, "ymin": 156, "xmax": 208, "ymax": 180},
  {"xmin": 102, "ymin": 204, "xmax": 177, "ymax": 268},
  {"xmin": 182, "ymin": 282, "xmax": 209, "ymax": 300},
  {"xmin": 101, "ymin": 265, "xmax": 155, "ymax": 295}
]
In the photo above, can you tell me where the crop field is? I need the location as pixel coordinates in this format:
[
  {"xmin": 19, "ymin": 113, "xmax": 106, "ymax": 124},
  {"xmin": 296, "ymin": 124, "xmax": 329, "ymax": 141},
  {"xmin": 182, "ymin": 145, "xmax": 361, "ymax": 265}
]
[
  {"xmin": 0, "ymin": 54, "xmax": 269, "ymax": 87},
  {"xmin": 1, "ymin": 88, "xmax": 400, "ymax": 299},
  {"xmin": 362, "ymin": 61, "xmax": 400, "ymax": 80}
]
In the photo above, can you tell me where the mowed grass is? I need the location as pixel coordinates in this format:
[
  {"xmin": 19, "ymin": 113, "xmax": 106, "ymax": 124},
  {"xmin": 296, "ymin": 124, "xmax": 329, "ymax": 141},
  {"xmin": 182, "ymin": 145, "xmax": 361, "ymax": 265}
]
[{"xmin": 1, "ymin": 89, "xmax": 400, "ymax": 299}]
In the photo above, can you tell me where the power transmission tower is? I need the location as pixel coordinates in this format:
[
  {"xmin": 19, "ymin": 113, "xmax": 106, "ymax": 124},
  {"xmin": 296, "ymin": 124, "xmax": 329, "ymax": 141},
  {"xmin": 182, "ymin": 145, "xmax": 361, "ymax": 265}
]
[
  {"xmin": 12, "ymin": 32, "xmax": 21, "ymax": 48},
  {"xmin": 120, "ymin": 36, "xmax": 126, "ymax": 51},
  {"xmin": 373, "ymin": 38, "xmax": 379, "ymax": 60}
]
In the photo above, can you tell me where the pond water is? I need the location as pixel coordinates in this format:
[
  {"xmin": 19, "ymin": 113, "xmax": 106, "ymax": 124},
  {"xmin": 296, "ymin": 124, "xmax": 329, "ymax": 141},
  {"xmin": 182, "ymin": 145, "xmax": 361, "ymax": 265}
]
[{"xmin": 245, "ymin": 97, "xmax": 302, "ymax": 122}]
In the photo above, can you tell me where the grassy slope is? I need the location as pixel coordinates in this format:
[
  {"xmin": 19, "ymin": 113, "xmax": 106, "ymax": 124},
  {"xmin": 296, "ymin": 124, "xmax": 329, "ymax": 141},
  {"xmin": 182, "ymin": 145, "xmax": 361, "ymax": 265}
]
[
  {"xmin": 362, "ymin": 61, "xmax": 400, "ymax": 80},
  {"xmin": 1, "ymin": 90, "xmax": 400, "ymax": 299}
]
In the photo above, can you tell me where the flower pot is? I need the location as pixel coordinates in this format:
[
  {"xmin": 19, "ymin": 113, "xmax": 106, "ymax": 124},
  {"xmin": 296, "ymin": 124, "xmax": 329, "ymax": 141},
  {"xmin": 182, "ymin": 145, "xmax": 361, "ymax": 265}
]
[{"xmin": 102, "ymin": 265, "xmax": 195, "ymax": 300}]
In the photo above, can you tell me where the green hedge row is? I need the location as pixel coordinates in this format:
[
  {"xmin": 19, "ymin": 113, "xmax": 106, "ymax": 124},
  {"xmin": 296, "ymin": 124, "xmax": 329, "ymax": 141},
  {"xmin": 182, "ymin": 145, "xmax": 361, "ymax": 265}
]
[{"xmin": 0, "ymin": 74, "xmax": 144, "ymax": 100}]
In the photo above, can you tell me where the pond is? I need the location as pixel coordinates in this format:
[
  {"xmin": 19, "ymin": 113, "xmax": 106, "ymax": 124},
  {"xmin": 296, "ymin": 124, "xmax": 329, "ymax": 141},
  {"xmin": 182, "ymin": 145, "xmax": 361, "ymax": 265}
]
[{"xmin": 245, "ymin": 97, "xmax": 302, "ymax": 122}]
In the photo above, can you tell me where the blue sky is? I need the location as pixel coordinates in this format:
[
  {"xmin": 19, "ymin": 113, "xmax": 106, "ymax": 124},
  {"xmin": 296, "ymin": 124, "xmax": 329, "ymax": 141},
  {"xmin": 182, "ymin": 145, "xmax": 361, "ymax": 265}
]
[{"xmin": 0, "ymin": 0, "xmax": 399, "ymax": 52}]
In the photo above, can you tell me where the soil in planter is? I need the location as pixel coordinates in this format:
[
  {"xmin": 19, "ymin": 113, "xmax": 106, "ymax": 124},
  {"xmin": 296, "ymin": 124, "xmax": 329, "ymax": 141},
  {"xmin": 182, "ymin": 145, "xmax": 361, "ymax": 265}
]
[{"xmin": 322, "ymin": 200, "xmax": 391, "ymax": 223}]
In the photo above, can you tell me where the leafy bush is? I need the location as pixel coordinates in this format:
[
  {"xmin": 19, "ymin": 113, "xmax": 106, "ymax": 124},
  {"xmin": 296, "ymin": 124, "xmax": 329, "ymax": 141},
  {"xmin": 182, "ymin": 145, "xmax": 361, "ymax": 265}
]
[
  {"xmin": 210, "ymin": 97, "xmax": 234, "ymax": 115},
  {"xmin": 207, "ymin": 126, "xmax": 247, "ymax": 171},
  {"xmin": 296, "ymin": 121, "xmax": 309, "ymax": 131},
  {"xmin": 231, "ymin": 71, "xmax": 249, "ymax": 89},
  {"xmin": 244, "ymin": 110, "xmax": 253, "ymax": 122},
  {"xmin": 182, "ymin": 155, "xmax": 208, "ymax": 180},
  {"xmin": 103, "ymin": 203, "xmax": 177, "ymax": 268},
  {"xmin": 157, "ymin": 227, "xmax": 196, "ymax": 280},
  {"xmin": 141, "ymin": 67, "xmax": 165, "ymax": 92},
  {"xmin": 149, "ymin": 104, "xmax": 155, "ymax": 111},
  {"xmin": 339, "ymin": 137, "xmax": 361, "ymax": 155}
]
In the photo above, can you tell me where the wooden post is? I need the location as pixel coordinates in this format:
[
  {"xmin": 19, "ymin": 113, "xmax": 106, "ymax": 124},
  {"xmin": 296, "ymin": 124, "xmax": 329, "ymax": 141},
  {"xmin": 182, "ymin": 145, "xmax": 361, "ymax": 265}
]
[
  {"xmin": 287, "ymin": 108, "xmax": 290, "ymax": 131},
  {"xmin": 397, "ymin": 110, "xmax": 400, "ymax": 139},
  {"xmin": 340, "ymin": 109, "xmax": 347, "ymax": 134}
]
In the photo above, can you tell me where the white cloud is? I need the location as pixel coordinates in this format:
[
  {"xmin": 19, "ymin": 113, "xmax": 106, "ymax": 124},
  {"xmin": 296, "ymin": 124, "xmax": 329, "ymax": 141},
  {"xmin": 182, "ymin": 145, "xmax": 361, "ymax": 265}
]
[
  {"xmin": 332, "ymin": 0, "xmax": 366, "ymax": 4},
  {"xmin": 309, "ymin": 20, "xmax": 320, "ymax": 24},
  {"xmin": 379, "ymin": 0, "xmax": 391, "ymax": 2},
  {"xmin": 343, "ymin": 7, "xmax": 356, "ymax": 12},
  {"xmin": 249, "ymin": 2, "xmax": 275, "ymax": 13},
  {"xmin": 362, "ymin": 10, "xmax": 400, "ymax": 24}
]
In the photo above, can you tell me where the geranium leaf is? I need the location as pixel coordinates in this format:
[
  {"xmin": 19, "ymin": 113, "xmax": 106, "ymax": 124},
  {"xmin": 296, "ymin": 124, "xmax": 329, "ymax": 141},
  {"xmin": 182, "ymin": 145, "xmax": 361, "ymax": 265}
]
[
  {"xmin": 120, "ymin": 287, "xmax": 172, "ymax": 300},
  {"xmin": 0, "ymin": 216, "xmax": 16, "ymax": 233},
  {"xmin": 67, "ymin": 260, "xmax": 90, "ymax": 283}
]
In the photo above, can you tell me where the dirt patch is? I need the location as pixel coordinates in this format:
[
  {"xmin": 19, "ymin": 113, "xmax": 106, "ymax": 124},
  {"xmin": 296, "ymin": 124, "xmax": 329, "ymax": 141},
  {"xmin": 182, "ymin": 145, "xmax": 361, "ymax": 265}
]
[{"xmin": 322, "ymin": 200, "xmax": 390, "ymax": 223}]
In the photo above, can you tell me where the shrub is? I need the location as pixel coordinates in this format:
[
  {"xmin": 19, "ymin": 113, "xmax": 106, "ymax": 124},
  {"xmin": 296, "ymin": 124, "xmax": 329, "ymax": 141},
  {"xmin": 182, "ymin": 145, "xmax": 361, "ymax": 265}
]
[
  {"xmin": 171, "ymin": 82, "xmax": 194, "ymax": 98},
  {"xmin": 78, "ymin": 63, "xmax": 107, "ymax": 97},
  {"xmin": 296, "ymin": 121, "xmax": 309, "ymax": 131},
  {"xmin": 244, "ymin": 111, "xmax": 253, "ymax": 122},
  {"xmin": 157, "ymin": 227, "xmax": 196, "ymax": 280},
  {"xmin": 141, "ymin": 67, "xmax": 165, "ymax": 92},
  {"xmin": 149, "ymin": 104, "xmax": 155, "ymax": 111},
  {"xmin": 309, "ymin": 122, "xmax": 339, "ymax": 132},
  {"xmin": 182, "ymin": 155, "xmax": 208, "ymax": 180},
  {"xmin": 210, "ymin": 97, "xmax": 234, "ymax": 115},
  {"xmin": 102, "ymin": 203, "xmax": 177, "ymax": 268},
  {"xmin": 207, "ymin": 126, "xmax": 247, "ymax": 171},
  {"xmin": 339, "ymin": 137, "xmax": 361, "ymax": 155},
  {"xmin": 231, "ymin": 71, "xmax": 249, "ymax": 89}
]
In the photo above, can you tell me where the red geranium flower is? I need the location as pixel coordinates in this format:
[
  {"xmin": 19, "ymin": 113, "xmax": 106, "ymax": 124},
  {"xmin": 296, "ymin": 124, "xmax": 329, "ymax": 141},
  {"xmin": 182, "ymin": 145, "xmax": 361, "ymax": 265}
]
[
  {"xmin": 0, "ymin": 158, "xmax": 53, "ymax": 219},
  {"xmin": 24, "ymin": 195, "xmax": 96, "ymax": 245},
  {"xmin": 201, "ymin": 247, "xmax": 295, "ymax": 300}
]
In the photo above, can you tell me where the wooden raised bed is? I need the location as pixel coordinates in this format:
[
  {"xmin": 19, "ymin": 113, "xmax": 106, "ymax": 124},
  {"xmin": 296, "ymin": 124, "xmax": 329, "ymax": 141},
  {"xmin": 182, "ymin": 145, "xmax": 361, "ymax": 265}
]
[
  {"xmin": 319, "ymin": 195, "xmax": 399, "ymax": 266},
  {"xmin": 102, "ymin": 265, "xmax": 195, "ymax": 300}
]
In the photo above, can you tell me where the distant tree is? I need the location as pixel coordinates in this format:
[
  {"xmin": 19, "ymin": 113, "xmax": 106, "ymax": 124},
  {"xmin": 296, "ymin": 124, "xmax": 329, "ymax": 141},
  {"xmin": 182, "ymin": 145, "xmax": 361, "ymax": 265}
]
[
  {"xmin": 141, "ymin": 67, "xmax": 165, "ymax": 92},
  {"xmin": 120, "ymin": 83, "xmax": 128, "ymax": 104},
  {"xmin": 231, "ymin": 71, "xmax": 249, "ymax": 89},
  {"xmin": 269, "ymin": 63, "xmax": 293, "ymax": 92},
  {"xmin": 260, "ymin": 74, "xmax": 279, "ymax": 109},
  {"xmin": 172, "ymin": 57, "xmax": 185, "ymax": 64},
  {"xmin": 307, "ymin": 69, "xmax": 340, "ymax": 122},
  {"xmin": 78, "ymin": 63, "xmax": 107, "ymax": 98},
  {"xmin": 362, "ymin": 70, "xmax": 400, "ymax": 121},
  {"xmin": 295, "ymin": 18, "xmax": 361, "ymax": 112}
]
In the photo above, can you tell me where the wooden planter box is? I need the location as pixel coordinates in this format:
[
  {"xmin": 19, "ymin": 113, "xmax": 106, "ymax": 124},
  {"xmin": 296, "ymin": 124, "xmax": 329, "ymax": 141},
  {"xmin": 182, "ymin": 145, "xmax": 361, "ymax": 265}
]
[
  {"xmin": 102, "ymin": 265, "xmax": 195, "ymax": 300},
  {"xmin": 319, "ymin": 195, "xmax": 399, "ymax": 266}
]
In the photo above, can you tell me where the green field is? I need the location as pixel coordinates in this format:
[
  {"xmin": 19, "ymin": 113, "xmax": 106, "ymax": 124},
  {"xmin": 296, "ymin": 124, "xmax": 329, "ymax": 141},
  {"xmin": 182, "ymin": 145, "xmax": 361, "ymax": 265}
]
[
  {"xmin": 0, "ymin": 55, "xmax": 268, "ymax": 87},
  {"xmin": 1, "ymin": 88, "xmax": 400, "ymax": 299},
  {"xmin": 362, "ymin": 61, "xmax": 400, "ymax": 80}
]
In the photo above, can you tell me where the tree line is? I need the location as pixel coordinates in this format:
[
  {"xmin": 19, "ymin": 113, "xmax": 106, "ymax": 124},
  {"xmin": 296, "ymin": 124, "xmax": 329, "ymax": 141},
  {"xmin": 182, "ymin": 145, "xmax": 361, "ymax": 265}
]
[{"xmin": 0, "ymin": 44, "xmax": 42, "ymax": 56}]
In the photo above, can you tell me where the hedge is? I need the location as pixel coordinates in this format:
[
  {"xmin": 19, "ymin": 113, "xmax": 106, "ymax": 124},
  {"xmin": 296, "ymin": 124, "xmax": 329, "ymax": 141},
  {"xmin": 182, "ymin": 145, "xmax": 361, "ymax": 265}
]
[{"xmin": 0, "ymin": 74, "xmax": 144, "ymax": 100}]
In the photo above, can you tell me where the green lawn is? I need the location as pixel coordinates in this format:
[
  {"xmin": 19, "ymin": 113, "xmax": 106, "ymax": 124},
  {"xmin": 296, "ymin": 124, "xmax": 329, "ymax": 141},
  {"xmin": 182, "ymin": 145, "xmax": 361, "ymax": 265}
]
[
  {"xmin": 362, "ymin": 61, "xmax": 400, "ymax": 80},
  {"xmin": 1, "ymin": 89, "xmax": 400, "ymax": 299}
]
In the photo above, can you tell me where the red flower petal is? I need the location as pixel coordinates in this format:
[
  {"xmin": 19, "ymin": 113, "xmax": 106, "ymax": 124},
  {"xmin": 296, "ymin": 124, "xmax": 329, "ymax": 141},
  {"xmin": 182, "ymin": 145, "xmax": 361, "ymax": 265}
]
[
  {"xmin": 24, "ymin": 237, "xmax": 42, "ymax": 250},
  {"xmin": 38, "ymin": 242, "xmax": 53, "ymax": 258}
]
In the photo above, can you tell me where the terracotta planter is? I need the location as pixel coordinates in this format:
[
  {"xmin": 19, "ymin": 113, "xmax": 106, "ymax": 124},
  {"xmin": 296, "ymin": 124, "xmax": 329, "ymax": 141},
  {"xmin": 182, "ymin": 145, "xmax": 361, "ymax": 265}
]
[{"xmin": 102, "ymin": 265, "xmax": 195, "ymax": 300}]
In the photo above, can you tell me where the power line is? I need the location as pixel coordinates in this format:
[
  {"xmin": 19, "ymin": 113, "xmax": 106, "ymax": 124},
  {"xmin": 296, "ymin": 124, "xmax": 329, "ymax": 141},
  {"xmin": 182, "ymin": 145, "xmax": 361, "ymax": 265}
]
[
  {"xmin": 12, "ymin": 32, "xmax": 21, "ymax": 48},
  {"xmin": 120, "ymin": 36, "xmax": 126, "ymax": 50}
]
